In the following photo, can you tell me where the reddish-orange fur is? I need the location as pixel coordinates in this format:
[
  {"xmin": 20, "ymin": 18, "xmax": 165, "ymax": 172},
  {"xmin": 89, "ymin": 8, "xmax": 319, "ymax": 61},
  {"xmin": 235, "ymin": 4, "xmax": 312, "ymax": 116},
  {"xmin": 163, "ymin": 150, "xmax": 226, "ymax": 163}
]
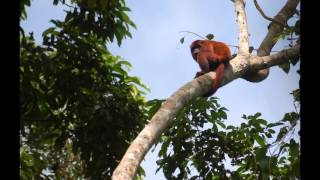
[{"xmin": 190, "ymin": 40, "xmax": 231, "ymax": 97}]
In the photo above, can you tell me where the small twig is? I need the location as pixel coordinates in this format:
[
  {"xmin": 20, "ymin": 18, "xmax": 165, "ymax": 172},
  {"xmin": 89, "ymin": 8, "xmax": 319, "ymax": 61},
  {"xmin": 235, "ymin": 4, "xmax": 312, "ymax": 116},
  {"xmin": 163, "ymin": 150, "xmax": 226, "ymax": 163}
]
[
  {"xmin": 253, "ymin": 0, "xmax": 288, "ymax": 28},
  {"xmin": 179, "ymin": 30, "xmax": 280, "ymax": 53},
  {"xmin": 179, "ymin": 31, "xmax": 206, "ymax": 40},
  {"xmin": 287, "ymin": 38, "xmax": 299, "ymax": 41},
  {"xmin": 228, "ymin": 44, "xmax": 279, "ymax": 53}
]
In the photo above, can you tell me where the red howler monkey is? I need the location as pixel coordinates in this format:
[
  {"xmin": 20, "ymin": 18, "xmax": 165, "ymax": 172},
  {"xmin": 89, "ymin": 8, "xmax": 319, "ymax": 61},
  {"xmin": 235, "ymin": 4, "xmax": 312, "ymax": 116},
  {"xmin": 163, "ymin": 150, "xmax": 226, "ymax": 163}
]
[{"xmin": 190, "ymin": 40, "xmax": 231, "ymax": 97}]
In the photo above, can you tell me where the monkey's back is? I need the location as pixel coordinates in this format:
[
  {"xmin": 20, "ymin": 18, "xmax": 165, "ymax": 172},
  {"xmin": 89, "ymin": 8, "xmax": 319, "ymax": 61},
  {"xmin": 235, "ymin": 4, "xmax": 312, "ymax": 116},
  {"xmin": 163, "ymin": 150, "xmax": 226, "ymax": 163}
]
[{"xmin": 209, "ymin": 41, "xmax": 231, "ymax": 61}]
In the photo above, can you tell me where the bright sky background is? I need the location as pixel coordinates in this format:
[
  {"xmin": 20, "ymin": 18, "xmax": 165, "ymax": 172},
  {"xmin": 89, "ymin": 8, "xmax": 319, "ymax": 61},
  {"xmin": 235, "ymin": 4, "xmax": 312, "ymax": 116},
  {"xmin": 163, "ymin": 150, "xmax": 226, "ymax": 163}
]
[{"xmin": 21, "ymin": 0, "xmax": 300, "ymax": 179}]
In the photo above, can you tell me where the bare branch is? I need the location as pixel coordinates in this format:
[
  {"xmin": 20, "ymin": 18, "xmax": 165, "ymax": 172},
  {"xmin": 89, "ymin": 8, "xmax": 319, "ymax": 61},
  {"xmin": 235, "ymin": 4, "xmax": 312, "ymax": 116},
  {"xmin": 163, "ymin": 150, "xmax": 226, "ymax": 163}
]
[
  {"xmin": 179, "ymin": 31, "xmax": 206, "ymax": 40},
  {"xmin": 111, "ymin": 43, "xmax": 300, "ymax": 180},
  {"xmin": 253, "ymin": 0, "xmax": 288, "ymax": 27},
  {"xmin": 234, "ymin": 0, "xmax": 250, "ymax": 54}
]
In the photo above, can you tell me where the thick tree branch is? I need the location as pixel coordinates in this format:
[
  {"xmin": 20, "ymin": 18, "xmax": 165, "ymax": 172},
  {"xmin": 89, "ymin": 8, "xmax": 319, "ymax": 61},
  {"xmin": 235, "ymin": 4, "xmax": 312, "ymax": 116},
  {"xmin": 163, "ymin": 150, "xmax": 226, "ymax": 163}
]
[
  {"xmin": 242, "ymin": 0, "xmax": 300, "ymax": 82},
  {"xmin": 258, "ymin": 0, "xmax": 300, "ymax": 56},
  {"xmin": 249, "ymin": 44, "xmax": 300, "ymax": 70},
  {"xmin": 234, "ymin": 0, "xmax": 250, "ymax": 54},
  {"xmin": 111, "ymin": 45, "xmax": 300, "ymax": 180},
  {"xmin": 220, "ymin": 44, "xmax": 300, "ymax": 87}
]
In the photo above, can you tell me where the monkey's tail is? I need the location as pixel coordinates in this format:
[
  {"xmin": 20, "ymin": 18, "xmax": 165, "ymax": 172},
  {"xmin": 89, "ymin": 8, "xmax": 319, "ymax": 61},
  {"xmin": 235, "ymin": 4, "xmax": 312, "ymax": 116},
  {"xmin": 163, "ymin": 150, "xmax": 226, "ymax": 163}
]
[{"xmin": 203, "ymin": 63, "xmax": 225, "ymax": 97}]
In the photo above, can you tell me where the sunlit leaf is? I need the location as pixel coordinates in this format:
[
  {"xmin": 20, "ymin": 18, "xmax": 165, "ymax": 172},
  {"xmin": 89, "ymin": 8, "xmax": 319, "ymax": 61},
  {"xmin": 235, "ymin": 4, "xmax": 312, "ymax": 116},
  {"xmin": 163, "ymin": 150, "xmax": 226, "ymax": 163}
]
[{"xmin": 206, "ymin": 34, "xmax": 214, "ymax": 40}]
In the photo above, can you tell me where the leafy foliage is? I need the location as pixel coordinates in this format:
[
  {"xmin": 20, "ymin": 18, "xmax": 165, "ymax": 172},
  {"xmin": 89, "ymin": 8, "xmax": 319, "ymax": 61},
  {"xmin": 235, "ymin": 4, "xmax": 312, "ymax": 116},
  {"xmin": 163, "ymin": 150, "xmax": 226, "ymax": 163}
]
[
  {"xmin": 276, "ymin": 9, "xmax": 300, "ymax": 74},
  {"xmin": 155, "ymin": 93, "xmax": 300, "ymax": 179},
  {"xmin": 20, "ymin": 0, "xmax": 31, "ymax": 20},
  {"xmin": 20, "ymin": 0, "xmax": 147, "ymax": 179},
  {"xmin": 20, "ymin": 0, "xmax": 301, "ymax": 179}
]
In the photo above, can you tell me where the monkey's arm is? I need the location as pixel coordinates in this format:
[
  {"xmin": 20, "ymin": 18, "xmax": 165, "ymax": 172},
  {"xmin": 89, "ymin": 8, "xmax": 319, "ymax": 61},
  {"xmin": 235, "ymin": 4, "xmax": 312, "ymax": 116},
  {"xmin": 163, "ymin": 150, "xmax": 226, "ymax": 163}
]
[{"xmin": 195, "ymin": 53, "xmax": 211, "ymax": 78}]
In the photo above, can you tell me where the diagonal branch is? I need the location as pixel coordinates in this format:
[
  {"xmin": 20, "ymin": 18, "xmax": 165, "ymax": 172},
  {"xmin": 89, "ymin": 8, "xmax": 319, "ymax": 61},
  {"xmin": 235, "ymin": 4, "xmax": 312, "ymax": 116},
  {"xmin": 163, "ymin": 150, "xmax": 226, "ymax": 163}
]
[
  {"xmin": 234, "ymin": 0, "xmax": 250, "ymax": 54},
  {"xmin": 253, "ymin": 0, "xmax": 288, "ymax": 27},
  {"xmin": 111, "ymin": 43, "xmax": 300, "ymax": 180}
]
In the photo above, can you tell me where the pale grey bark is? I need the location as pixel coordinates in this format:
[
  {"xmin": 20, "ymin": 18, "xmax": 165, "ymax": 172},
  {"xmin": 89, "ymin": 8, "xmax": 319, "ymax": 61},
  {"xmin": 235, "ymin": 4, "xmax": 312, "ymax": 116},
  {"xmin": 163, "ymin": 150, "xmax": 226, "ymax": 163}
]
[{"xmin": 235, "ymin": 0, "xmax": 250, "ymax": 55}]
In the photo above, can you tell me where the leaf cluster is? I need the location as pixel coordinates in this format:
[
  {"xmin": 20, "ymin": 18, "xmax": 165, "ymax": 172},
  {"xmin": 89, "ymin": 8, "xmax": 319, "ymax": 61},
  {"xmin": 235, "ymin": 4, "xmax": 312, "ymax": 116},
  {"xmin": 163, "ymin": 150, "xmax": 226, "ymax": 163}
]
[
  {"xmin": 20, "ymin": 0, "xmax": 147, "ymax": 179},
  {"xmin": 154, "ymin": 94, "xmax": 300, "ymax": 179}
]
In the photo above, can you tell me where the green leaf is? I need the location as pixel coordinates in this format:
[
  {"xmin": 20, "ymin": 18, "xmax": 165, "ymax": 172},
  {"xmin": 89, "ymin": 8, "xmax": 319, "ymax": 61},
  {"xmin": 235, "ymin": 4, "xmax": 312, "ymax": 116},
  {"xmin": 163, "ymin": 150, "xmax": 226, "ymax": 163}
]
[
  {"xmin": 206, "ymin": 34, "xmax": 214, "ymax": 40},
  {"xmin": 253, "ymin": 112, "xmax": 261, "ymax": 119},
  {"xmin": 282, "ymin": 112, "xmax": 298, "ymax": 124},
  {"xmin": 115, "ymin": 31, "xmax": 123, "ymax": 46},
  {"xmin": 258, "ymin": 156, "xmax": 271, "ymax": 174},
  {"xmin": 242, "ymin": 114, "xmax": 247, "ymax": 119},
  {"xmin": 218, "ymin": 109, "xmax": 227, "ymax": 119},
  {"xmin": 119, "ymin": 6, "xmax": 131, "ymax": 12},
  {"xmin": 278, "ymin": 156, "xmax": 286, "ymax": 164},
  {"xmin": 290, "ymin": 56, "xmax": 300, "ymax": 66},
  {"xmin": 50, "ymin": 20, "xmax": 63, "ymax": 27},
  {"xmin": 279, "ymin": 61, "xmax": 290, "ymax": 74},
  {"xmin": 147, "ymin": 99, "xmax": 164, "ymax": 119},
  {"xmin": 42, "ymin": 27, "xmax": 59, "ymax": 37},
  {"xmin": 126, "ymin": 31, "xmax": 133, "ymax": 38},
  {"xmin": 289, "ymin": 139, "xmax": 299, "ymax": 157},
  {"xmin": 291, "ymin": 89, "xmax": 300, "ymax": 102},
  {"xmin": 254, "ymin": 135, "xmax": 266, "ymax": 146},
  {"xmin": 257, "ymin": 119, "xmax": 268, "ymax": 126},
  {"xmin": 255, "ymin": 146, "xmax": 267, "ymax": 161},
  {"xmin": 216, "ymin": 121, "xmax": 226, "ymax": 128},
  {"xmin": 25, "ymin": 0, "xmax": 31, "ymax": 6},
  {"xmin": 180, "ymin": 37, "xmax": 184, "ymax": 44},
  {"xmin": 265, "ymin": 133, "xmax": 272, "ymax": 138},
  {"xmin": 276, "ymin": 127, "xmax": 288, "ymax": 141},
  {"xmin": 267, "ymin": 129, "xmax": 275, "ymax": 134},
  {"xmin": 118, "ymin": 60, "xmax": 132, "ymax": 68},
  {"xmin": 120, "ymin": 12, "xmax": 131, "ymax": 24},
  {"xmin": 126, "ymin": 76, "xmax": 142, "ymax": 85},
  {"xmin": 128, "ymin": 20, "xmax": 137, "ymax": 29},
  {"xmin": 266, "ymin": 122, "xmax": 283, "ymax": 128},
  {"xmin": 226, "ymin": 125, "xmax": 235, "ymax": 130},
  {"xmin": 136, "ymin": 166, "xmax": 146, "ymax": 179}
]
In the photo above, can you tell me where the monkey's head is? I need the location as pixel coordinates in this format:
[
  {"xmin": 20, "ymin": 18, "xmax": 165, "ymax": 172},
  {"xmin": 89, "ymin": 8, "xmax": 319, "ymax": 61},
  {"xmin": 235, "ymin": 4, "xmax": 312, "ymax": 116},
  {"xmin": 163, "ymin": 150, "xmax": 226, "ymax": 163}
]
[{"xmin": 190, "ymin": 40, "xmax": 202, "ymax": 60}]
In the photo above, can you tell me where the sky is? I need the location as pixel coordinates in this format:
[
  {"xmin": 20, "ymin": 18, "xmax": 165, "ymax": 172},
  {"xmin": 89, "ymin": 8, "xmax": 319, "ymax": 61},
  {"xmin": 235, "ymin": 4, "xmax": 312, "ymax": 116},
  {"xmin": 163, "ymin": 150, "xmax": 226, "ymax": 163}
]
[{"xmin": 21, "ymin": 0, "xmax": 300, "ymax": 179}]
